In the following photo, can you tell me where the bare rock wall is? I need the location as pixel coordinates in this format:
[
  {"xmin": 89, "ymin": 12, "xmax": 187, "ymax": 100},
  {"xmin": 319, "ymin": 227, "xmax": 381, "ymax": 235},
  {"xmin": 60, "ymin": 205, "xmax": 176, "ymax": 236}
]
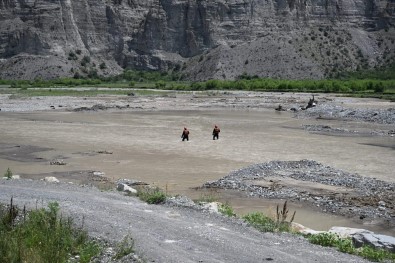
[{"xmin": 0, "ymin": 0, "xmax": 394, "ymax": 80}]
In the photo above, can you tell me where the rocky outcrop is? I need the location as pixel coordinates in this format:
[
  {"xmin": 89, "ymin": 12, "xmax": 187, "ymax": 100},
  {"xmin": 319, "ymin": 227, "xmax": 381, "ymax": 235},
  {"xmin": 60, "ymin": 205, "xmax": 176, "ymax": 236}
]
[
  {"xmin": 0, "ymin": 0, "xmax": 394, "ymax": 80},
  {"xmin": 329, "ymin": 227, "xmax": 395, "ymax": 252}
]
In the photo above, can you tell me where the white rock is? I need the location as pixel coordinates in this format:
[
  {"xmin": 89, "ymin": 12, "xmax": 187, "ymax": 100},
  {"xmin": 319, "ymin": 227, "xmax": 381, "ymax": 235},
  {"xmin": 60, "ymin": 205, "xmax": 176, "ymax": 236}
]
[
  {"xmin": 93, "ymin": 171, "xmax": 105, "ymax": 176},
  {"xmin": 43, "ymin": 176, "xmax": 60, "ymax": 183},
  {"xmin": 201, "ymin": 202, "xmax": 221, "ymax": 213},
  {"xmin": 11, "ymin": 175, "xmax": 20, "ymax": 179},
  {"xmin": 117, "ymin": 183, "xmax": 137, "ymax": 194},
  {"xmin": 328, "ymin": 226, "xmax": 372, "ymax": 239},
  {"xmin": 291, "ymin": 222, "xmax": 324, "ymax": 235}
]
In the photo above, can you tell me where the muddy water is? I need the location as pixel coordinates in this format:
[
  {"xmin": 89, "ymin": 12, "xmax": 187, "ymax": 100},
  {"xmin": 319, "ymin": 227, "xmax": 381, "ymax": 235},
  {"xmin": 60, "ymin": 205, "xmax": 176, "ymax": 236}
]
[{"xmin": 0, "ymin": 109, "xmax": 394, "ymax": 234}]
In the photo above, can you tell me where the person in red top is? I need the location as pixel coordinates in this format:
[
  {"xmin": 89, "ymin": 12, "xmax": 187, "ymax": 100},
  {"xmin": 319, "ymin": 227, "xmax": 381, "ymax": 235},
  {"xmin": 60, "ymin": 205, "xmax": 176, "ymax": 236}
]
[
  {"xmin": 181, "ymin": 127, "xmax": 190, "ymax": 141},
  {"xmin": 212, "ymin": 125, "xmax": 220, "ymax": 140}
]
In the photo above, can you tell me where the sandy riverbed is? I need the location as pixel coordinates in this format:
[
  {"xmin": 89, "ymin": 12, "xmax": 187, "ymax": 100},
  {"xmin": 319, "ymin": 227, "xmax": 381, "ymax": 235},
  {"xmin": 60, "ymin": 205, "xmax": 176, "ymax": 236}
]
[{"xmin": 0, "ymin": 91, "xmax": 394, "ymax": 233}]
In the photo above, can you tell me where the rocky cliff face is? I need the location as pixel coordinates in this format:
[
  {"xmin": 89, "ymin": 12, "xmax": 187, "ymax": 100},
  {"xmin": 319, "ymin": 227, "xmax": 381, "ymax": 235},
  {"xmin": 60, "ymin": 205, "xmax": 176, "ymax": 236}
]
[{"xmin": 0, "ymin": 0, "xmax": 394, "ymax": 80}]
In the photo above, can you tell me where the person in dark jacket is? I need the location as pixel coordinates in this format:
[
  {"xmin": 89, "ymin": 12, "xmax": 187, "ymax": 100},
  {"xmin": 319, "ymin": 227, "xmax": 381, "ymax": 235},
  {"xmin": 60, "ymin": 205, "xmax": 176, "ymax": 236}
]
[
  {"xmin": 181, "ymin": 127, "xmax": 190, "ymax": 141},
  {"xmin": 212, "ymin": 125, "xmax": 220, "ymax": 140}
]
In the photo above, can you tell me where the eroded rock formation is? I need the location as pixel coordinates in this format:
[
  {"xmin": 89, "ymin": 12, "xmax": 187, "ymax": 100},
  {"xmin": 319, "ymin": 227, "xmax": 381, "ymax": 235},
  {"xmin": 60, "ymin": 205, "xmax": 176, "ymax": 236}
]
[{"xmin": 0, "ymin": 0, "xmax": 394, "ymax": 80}]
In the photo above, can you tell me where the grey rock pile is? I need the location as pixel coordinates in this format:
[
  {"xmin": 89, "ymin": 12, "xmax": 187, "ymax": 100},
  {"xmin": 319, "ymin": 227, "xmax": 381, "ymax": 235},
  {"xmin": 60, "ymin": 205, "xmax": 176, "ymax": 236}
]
[
  {"xmin": 297, "ymin": 105, "xmax": 395, "ymax": 125},
  {"xmin": 203, "ymin": 160, "xmax": 395, "ymax": 226}
]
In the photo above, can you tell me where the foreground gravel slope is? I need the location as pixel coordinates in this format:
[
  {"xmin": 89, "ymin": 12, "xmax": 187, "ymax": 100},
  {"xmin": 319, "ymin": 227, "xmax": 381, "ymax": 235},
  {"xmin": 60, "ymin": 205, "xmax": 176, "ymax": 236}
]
[{"xmin": 0, "ymin": 179, "xmax": 368, "ymax": 263}]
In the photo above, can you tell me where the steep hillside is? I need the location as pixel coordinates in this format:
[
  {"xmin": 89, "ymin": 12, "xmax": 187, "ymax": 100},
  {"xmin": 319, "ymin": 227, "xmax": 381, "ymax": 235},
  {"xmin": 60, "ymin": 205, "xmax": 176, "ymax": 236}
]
[{"xmin": 0, "ymin": 0, "xmax": 394, "ymax": 80}]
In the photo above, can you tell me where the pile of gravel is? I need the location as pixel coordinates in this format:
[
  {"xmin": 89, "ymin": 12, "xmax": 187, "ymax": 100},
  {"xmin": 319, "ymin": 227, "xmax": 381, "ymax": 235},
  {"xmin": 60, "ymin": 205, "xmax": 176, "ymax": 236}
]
[
  {"xmin": 296, "ymin": 105, "xmax": 395, "ymax": 125},
  {"xmin": 203, "ymin": 160, "xmax": 395, "ymax": 226}
]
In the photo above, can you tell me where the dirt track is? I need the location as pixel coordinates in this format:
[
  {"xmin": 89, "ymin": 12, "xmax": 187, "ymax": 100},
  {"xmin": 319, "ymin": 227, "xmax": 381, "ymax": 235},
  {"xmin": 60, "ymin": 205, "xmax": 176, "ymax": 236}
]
[{"xmin": 0, "ymin": 179, "xmax": 369, "ymax": 263}]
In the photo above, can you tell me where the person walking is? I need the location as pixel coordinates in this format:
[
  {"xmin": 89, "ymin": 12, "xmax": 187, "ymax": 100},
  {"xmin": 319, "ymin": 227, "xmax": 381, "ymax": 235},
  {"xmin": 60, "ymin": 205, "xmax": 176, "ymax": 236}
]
[
  {"xmin": 212, "ymin": 125, "xmax": 220, "ymax": 140},
  {"xmin": 181, "ymin": 127, "xmax": 190, "ymax": 141}
]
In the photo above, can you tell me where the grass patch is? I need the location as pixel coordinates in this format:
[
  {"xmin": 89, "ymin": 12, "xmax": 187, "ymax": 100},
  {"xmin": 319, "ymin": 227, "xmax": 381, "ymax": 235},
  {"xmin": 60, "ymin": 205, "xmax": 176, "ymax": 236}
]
[
  {"xmin": 113, "ymin": 235, "xmax": 135, "ymax": 260},
  {"xmin": 137, "ymin": 187, "xmax": 166, "ymax": 204},
  {"xmin": 242, "ymin": 201, "xmax": 295, "ymax": 233},
  {"xmin": 0, "ymin": 200, "xmax": 101, "ymax": 263},
  {"xmin": 308, "ymin": 232, "xmax": 395, "ymax": 262},
  {"xmin": 194, "ymin": 194, "xmax": 219, "ymax": 203},
  {"xmin": 243, "ymin": 212, "xmax": 281, "ymax": 232},
  {"xmin": 218, "ymin": 202, "xmax": 236, "ymax": 217},
  {"xmin": 0, "ymin": 87, "xmax": 176, "ymax": 97},
  {"xmin": 4, "ymin": 167, "xmax": 12, "ymax": 179}
]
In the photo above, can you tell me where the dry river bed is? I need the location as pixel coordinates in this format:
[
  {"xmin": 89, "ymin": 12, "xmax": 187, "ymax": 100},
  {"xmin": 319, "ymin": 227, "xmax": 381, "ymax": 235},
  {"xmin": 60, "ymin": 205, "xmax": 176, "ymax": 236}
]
[{"xmin": 0, "ymin": 90, "xmax": 394, "ymax": 236}]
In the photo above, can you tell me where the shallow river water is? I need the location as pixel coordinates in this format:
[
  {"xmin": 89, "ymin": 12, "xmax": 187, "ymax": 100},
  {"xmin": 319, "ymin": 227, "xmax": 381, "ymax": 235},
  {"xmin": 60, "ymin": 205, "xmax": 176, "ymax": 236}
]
[{"xmin": 0, "ymin": 109, "xmax": 394, "ymax": 234}]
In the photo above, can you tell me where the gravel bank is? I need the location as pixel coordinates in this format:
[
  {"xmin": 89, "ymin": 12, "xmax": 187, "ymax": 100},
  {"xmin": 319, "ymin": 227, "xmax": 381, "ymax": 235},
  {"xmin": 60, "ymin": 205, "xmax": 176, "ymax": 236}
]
[{"xmin": 203, "ymin": 160, "xmax": 395, "ymax": 228}]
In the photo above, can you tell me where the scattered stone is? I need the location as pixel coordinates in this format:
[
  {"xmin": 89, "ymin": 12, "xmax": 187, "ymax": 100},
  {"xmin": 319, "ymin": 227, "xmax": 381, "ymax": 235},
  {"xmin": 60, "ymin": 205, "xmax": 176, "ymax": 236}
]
[
  {"xmin": 43, "ymin": 176, "xmax": 59, "ymax": 183},
  {"xmin": 11, "ymin": 175, "xmax": 20, "ymax": 179},
  {"xmin": 201, "ymin": 202, "xmax": 221, "ymax": 213},
  {"xmin": 165, "ymin": 195, "xmax": 198, "ymax": 209},
  {"xmin": 117, "ymin": 183, "xmax": 137, "ymax": 194},
  {"xmin": 117, "ymin": 179, "xmax": 149, "ymax": 186},
  {"xmin": 296, "ymin": 105, "xmax": 395, "ymax": 125},
  {"xmin": 203, "ymin": 160, "xmax": 395, "ymax": 226},
  {"xmin": 275, "ymin": 105, "xmax": 286, "ymax": 111},
  {"xmin": 50, "ymin": 159, "xmax": 66, "ymax": 165},
  {"xmin": 303, "ymin": 124, "xmax": 356, "ymax": 134},
  {"xmin": 93, "ymin": 171, "xmax": 105, "ymax": 177},
  {"xmin": 97, "ymin": 150, "xmax": 113, "ymax": 154}
]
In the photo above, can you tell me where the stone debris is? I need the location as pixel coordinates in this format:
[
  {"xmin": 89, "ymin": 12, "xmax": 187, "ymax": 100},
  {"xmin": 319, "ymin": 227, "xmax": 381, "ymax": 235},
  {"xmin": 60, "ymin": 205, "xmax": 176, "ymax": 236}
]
[
  {"xmin": 296, "ymin": 105, "xmax": 395, "ymax": 125},
  {"xmin": 97, "ymin": 150, "xmax": 113, "ymax": 154},
  {"xmin": 117, "ymin": 183, "xmax": 137, "ymax": 195},
  {"xmin": 43, "ymin": 176, "xmax": 59, "ymax": 183},
  {"xmin": 92, "ymin": 171, "xmax": 105, "ymax": 177},
  {"xmin": 203, "ymin": 160, "xmax": 395, "ymax": 227},
  {"xmin": 50, "ymin": 159, "xmax": 66, "ymax": 165}
]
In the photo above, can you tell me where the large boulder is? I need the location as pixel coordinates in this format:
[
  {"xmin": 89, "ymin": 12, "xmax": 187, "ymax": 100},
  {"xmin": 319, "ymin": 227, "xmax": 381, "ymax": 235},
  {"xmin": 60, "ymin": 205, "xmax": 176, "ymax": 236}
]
[
  {"xmin": 117, "ymin": 183, "xmax": 137, "ymax": 195},
  {"xmin": 328, "ymin": 226, "xmax": 373, "ymax": 239},
  {"xmin": 352, "ymin": 233, "xmax": 395, "ymax": 252}
]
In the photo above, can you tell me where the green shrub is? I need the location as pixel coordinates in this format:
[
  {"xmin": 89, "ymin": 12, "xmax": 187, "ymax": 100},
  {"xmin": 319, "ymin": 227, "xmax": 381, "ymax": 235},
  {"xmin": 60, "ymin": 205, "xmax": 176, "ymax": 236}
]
[
  {"xmin": 137, "ymin": 187, "xmax": 166, "ymax": 204},
  {"xmin": 219, "ymin": 203, "xmax": 235, "ymax": 217},
  {"xmin": 307, "ymin": 232, "xmax": 395, "ymax": 262},
  {"xmin": 4, "ymin": 168, "xmax": 12, "ymax": 179},
  {"xmin": 113, "ymin": 235, "xmax": 134, "ymax": 260},
  {"xmin": 308, "ymin": 232, "xmax": 340, "ymax": 247},
  {"xmin": 243, "ymin": 201, "xmax": 295, "ymax": 233},
  {"xmin": 194, "ymin": 191, "xmax": 219, "ymax": 203},
  {"xmin": 99, "ymin": 62, "xmax": 107, "ymax": 69},
  {"xmin": 373, "ymin": 82, "xmax": 385, "ymax": 93},
  {"xmin": 155, "ymin": 80, "xmax": 166, "ymax": 89},
  {"xmin": 0, "ymin": 201, "xmax": 101, "ymax": 263},
  {"xmin": 243, "ymin": 212, "xmax": 277, "ymax": 232},
  {"xmin": 68, "ymin": 51, "xmax": 78, "ymax": 61},
  {"xmin": 82, "ymin": 56, "xmax": 91, "ymax": 64},
  {"xmin": 358, "ymin": 245, "xmax": 395, "ymax": 262}
]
